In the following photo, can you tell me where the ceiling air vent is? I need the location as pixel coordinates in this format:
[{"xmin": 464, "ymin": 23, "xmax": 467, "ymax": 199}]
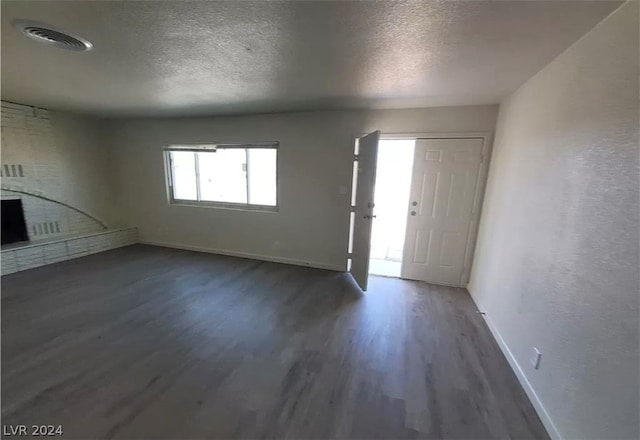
[{"xmin": 13, "ymin": 20, "xmax": 92, "ymax": 52}]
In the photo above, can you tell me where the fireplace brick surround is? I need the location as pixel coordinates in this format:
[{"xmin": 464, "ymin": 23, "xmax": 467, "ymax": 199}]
[{"xmin": 1, "ymin": 227, "xmax": 137, "ymax": 276}]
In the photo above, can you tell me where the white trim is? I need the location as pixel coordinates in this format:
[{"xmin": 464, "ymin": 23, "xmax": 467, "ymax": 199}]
[
  {"xmin": 461, "ymin": 132, "xmax": 493, "ymax": 286},
  {"xmin": 194, "ymin": 150, "xmax": 202, "ymax": 201},
  {"xmin": 164, "ymin": 142, "xmax": 279, "ymax": 151},
  {"xmin": 468, "ymin": 291, "xmax": 562, "ymax": 440},
  {"xmin": 169, "ymin": 199, "xmax": 278, "ymax": 212},
  {"xmin": 379, "ymin": 131, "xmax": 493, "ymax": 141},
  {"xmin": 139, "ymin": 239, "xmax": 344, "ymax": 272}
]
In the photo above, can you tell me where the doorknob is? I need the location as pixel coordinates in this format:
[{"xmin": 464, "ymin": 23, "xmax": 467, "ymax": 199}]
[
  {"xmin": 412, "ymin": 201, "xmax": 418, "ymax": 206},
  {"xmin": 410, "ymin": 211, "xmax": 416, "ymax": 216}
]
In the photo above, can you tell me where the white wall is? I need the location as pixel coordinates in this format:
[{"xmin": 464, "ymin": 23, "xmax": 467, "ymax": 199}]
[
  {"xmin": 469, "ymin": 2, "xmax": 639, "ymax": 439},
  {"xmin": 110, "ymin": 105, "xmax": 498, "ymax": 269},
  {"xmin": 48, "ymin": 109, "xmax": 121, "ymax": 227},
  {"xmin": 1, "ymin": 101, "xmax": 121, "ymax": 239}
]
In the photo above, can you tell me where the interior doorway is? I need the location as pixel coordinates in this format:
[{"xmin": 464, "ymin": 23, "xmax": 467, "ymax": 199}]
[{"xmin": 368, "ymin": 139, "xmax": 415, "ymax": 277}]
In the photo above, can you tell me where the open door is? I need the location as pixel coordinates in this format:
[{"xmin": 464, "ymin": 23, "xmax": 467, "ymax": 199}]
[{"xmin": 349, "ymin": 131, "xmax": 380, "ymax": 291}]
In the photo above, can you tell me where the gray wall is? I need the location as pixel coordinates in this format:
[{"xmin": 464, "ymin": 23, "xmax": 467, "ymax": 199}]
[
  {"xmin": 109, "ymin": 105, "xmax": 498, "ymax": 270},
  {"xmin": 1, "ymin": 102, "xmax": 121, "ymax": 239},
  {"xmin": 469, "ymin": 2, "xmax": 639, "ymax": 439}
]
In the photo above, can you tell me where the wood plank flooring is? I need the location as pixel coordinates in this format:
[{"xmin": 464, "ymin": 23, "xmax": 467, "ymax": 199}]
[{"xmin": 1, "ymin": 244, "xmax": 548, "ymax": 439}]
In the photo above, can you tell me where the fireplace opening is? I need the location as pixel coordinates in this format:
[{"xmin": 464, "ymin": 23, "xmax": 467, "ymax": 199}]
[{"xmin": 2, "ymin": 199, "xmax": 29, "ymax": 245}]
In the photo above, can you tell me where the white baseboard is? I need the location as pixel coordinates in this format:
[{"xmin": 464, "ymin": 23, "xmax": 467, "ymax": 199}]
[
  {"xmin": 139, "ymin": 239, "xmax": 345, "ymax": 272},
  {"xmin": 467, "ymin": 289, "xmax": 562, "ymax": 440}
]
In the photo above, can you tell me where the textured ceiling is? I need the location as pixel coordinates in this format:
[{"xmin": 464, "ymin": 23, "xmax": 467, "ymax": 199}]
[{"xmin": 0, "ymin": 0, "xmax": 621, "ymax": 117}]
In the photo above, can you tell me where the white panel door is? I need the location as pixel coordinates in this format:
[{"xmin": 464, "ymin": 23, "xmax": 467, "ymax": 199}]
[
  {"xmin": 401, "ymin": 138, "xmax": 483, "ymax": 286},
  {"xmin": 349, "ymin": 131, "xmax": 380, "ymax": 291}
]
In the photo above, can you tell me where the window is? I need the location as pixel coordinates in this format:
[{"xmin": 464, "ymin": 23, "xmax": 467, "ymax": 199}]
[{"xmin": 165, "ymin": 144, "xmax": 278, "ymax": 210}]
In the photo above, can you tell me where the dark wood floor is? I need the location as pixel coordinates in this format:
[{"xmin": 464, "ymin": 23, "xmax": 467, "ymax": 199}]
[{"xmin": 2, "ymin": 245, "xmax": 547, "ymax": 439}]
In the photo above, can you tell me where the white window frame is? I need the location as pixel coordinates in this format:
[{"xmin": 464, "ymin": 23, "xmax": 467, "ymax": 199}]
[{"xmin": 164, "ymin": 142, "xmax": 279, "ymax": 212}]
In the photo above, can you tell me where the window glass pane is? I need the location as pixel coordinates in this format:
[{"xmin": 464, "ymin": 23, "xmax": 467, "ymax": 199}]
[
  {"xmin": 170, "ymin": 151, "xmax": 197, "ymax": 200},
  {"xmin": 350, "ymin": 159, "xmax": 358, "ymax": 207},
  {"xmin": 198, "ymin": 149, "xmax": 247, "ymax": 203},
  {"xmin": 248, "ymin": 149, "xmax": 277, "ymax": 206}
]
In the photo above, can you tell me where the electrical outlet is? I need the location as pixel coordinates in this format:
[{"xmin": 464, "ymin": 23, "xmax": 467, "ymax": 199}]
[{"xmin": 530, "ymin": 347, "xmax": 542, "ymax": 370}]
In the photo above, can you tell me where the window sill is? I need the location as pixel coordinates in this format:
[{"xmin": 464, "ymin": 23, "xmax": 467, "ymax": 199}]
[{"xmin": 169, "ymin": 199, "xmax": 279, "ymax": 213}]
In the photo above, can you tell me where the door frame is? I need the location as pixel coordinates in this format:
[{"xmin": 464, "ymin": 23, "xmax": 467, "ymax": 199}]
[{"xmin": 375, "ymin": 131, "xmax": 494, "ymax": 286}]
